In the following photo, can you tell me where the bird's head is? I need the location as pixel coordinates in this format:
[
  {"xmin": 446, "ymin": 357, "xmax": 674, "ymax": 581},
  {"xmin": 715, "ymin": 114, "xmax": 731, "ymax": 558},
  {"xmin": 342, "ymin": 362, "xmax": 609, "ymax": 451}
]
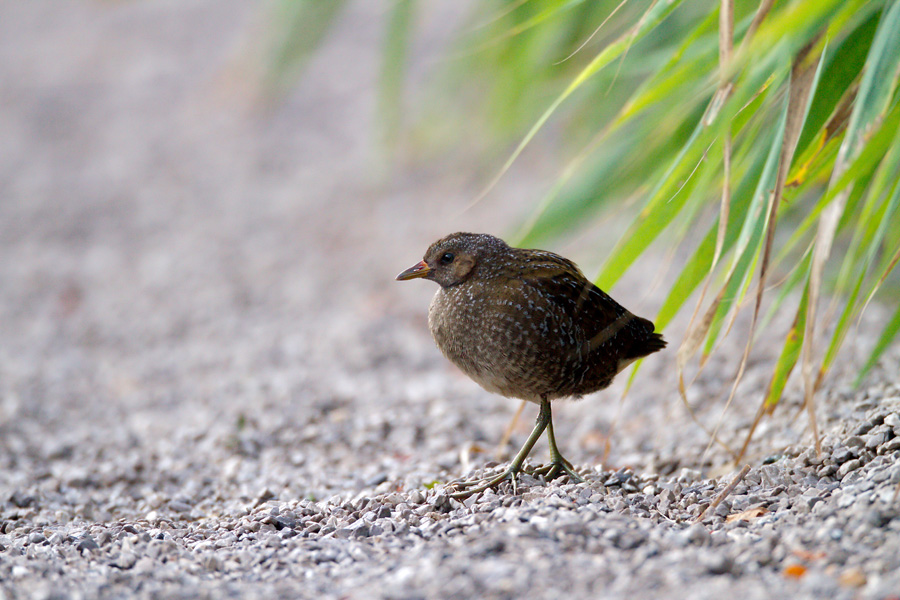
[{"xmin": 396, "ymin": 232, "xmax": 509, "ymax": 288}]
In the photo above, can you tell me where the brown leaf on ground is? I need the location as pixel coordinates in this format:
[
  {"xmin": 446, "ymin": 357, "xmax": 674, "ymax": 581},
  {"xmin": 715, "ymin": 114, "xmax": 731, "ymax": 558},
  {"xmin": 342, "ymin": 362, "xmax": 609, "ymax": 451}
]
[
  {"xmin": 838, "ymin": 568, "xmax": 866, "ymax": 588},
  {"xmin": 725, "ymin": 506, "xmax": 768, "ymax": 522}
]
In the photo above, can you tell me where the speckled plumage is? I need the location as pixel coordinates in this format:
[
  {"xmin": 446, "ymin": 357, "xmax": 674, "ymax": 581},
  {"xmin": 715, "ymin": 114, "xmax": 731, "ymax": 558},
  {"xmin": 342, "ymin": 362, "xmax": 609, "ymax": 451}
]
[
  {"xmin": 415, "ymin": 232, "xmax": 665, "ymax": 404},
  {"xmin": 396, "ymin": 232, "xmax": 666, "ymax": 496}
]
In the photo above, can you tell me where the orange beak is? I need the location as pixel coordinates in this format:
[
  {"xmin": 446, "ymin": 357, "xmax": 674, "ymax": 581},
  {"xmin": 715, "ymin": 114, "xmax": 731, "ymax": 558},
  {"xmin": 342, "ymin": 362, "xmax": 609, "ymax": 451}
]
[{"xmin": 396, "ymin": 260, "xmax": 432, "ymax": 281}]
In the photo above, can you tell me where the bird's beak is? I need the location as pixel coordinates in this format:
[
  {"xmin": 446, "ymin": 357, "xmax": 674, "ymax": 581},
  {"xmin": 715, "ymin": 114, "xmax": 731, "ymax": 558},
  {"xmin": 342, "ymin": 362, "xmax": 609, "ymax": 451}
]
[{"xmin": 396, "ymin": 260, "xmax": 432, "ymax": 281}]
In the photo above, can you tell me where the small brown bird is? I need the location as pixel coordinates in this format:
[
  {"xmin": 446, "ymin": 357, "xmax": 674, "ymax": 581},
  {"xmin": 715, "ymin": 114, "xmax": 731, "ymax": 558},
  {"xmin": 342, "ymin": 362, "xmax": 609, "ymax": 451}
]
[{"xmin": 397, "ymin": 233, "xmax": 665, "ymax": 498}]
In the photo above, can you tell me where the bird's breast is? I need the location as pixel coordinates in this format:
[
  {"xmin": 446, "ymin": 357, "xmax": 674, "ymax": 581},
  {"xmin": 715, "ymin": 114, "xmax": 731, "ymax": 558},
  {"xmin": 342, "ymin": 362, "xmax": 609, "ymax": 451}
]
[{"xmin": 427, "ymin": 281, "xmax": 580, "ymax": 402}]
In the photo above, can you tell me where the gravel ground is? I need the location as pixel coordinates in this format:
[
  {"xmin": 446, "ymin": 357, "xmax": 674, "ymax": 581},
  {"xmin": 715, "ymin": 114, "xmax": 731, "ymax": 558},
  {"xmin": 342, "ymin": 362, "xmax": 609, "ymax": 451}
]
[{"xmin": 2, "ymin": 2, "xmax": 899, "ymax": 599}]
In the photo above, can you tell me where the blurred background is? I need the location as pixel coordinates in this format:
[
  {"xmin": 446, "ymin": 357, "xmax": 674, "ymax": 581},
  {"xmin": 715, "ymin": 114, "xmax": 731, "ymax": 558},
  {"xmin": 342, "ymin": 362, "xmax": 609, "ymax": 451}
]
[
  {"xmin": 2, "ymin": 0, "xmax": 899, "ymax": 504},
  {"xmin": 0, "ymin": 1, "xmax": 625, "ymax": 502}
]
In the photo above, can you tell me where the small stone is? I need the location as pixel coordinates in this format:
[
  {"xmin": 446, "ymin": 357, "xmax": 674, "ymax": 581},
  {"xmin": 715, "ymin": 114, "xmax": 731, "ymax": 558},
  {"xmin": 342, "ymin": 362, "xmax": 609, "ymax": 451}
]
[
  {"xmin": 365, "ymin": 473, "xmax": 388, "ymax": 487},
  {"xmin": 168, "ymin": 501, "xmax": 192, "ymax": 514},
  {"xmin": 803, "ymin": 496, "xmax": 824, "ymax": 511},
  {"xmin": 431, "ymin": 493, "xmax": 453, "ymax": 513},
  {"xmin": 677, "ymin": 468, "xmax": 702, "ymax": 483},
  {"xmin": 48, "ymin": 532, "xmax": 66, "ymax": 545},
  {"xmin": 676, "ymin": 524, "xmax": 711, "ymax": 547},
  {"xmin": 9, "ymin": 491, "xmax": 35, "ymax": 509},
  {"xmin": 845, "ymin": 436, "xmax": 865, "ymax": 448},
  {"xmin": 352, "ymin": 524, "xmax": 372, "ymax": 538},
  {"xmin": 383, "ymin": 493, "xmax": 404, "ymax": 506},
  {"xmin": 865, "ymin": 509, "xmax": 893, "ymax": 528},
  {"xmin": 76, "ymin": 535, "xmax": 100, "ymax": 552},
  {"xmin": 804, "ymin": 452, "xmax": 824, "ymax": 466},
  {"xmin": 832, "ymin": 447, "xmax": 854, "ymax": 464},
  {"xmin": 880, "ymin": 438, "xmax": 900, "ymax": 452},
  {"xmin": 852, "ymin": 422, "xmax": 875, "ymax": 436},
  {"xmin": 818, "ymin": 464, "xmax": 837, "ymax": 477},
  {"xmin": 866, "ymin": 432, "xmax": 889, "ymax": 449},
  {"xmin": 28, "ymin": 532, "xmax": 46, "ymax": 545},
  {"xmin": 134, "ymin": 557, "xmax": 156, "ymax": 574},
  {"xmin": 768, "ymin": 485, "xmax": 787, "ymax": 497},
  {"xmin": 409, "ymin": 490, "xmax": 425, "ymax": 504},
  {"xmin": 701, "ymin": 551, "xmax": 734, "ymax": 574},
  {"xmin": 256, "ymin": 488, "xmax": 276, "ymax": 504},
  {"xmin": 113, "ymin": 552, "xmax": 137, "ymax": 570},
  {"xmin": 838, "ymin": 459, "xmax": 863, "ymax": 478},
  {"xmin": 713, "ymin": 502, "xmax": 731, "ymax": 518}
]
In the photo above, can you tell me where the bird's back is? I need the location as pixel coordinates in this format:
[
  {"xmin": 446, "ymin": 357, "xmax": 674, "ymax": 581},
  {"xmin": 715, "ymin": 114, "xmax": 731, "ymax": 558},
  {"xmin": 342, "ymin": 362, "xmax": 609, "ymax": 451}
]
[{"xmin": 429, "ymin": 247, "xmax": 665, "ymax": 402}]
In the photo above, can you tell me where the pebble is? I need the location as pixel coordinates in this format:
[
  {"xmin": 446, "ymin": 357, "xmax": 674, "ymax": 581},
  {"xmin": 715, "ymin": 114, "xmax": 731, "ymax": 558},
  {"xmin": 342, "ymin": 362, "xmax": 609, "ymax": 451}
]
[
  {"xmin": 113, "ymin": 552, "xmax": 137, "ymax": 570},
  {"xmin": 168, "ymin": 501, "xmax": 193, "ymax": 514},
  {"xmin": 676, "ymin": 524, "xmax": 711, "ymax": 547},
  {"xmin": 845, "ymin": 436, "xmax": 866, "ymax": 448},
  {"xmin": 838, "ymin": 459, "xmax": 863, "ymax": 478},
  {"xmin": 76, "ymin": 535, "xmax": 99, "ymax": 553},
  {"xmin": 831, "ymin": 447, "xmax": 853, "ymax": 464},
  {"xmin": 701, "ymin": 550, "xmax": 735, "ymax": 574},
  {"xmin": 28, "ymin": 532, "xmax": 46, "ymax": 545},
  {"xmin": 10, "ymin": 431, "xmax": 900, "ymax": 600}
]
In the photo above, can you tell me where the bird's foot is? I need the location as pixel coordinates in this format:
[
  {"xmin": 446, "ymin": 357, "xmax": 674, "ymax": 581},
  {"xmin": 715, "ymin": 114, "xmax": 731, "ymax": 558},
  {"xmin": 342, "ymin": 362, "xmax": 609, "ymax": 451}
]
[
  {"xmin": 528, "ymin": 458, "xmax": 584, "ymax": 483},
  {"xmin": 446, "ymin": 465, "xmax": 524, "ymax": 500}
]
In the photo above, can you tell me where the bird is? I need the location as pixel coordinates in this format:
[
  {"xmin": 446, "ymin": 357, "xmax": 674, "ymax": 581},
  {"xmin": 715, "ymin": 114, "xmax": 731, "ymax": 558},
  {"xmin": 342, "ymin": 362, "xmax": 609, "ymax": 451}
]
[{"xmin": 396, "ymin": 232, "xmax": 665, "ymax": 498}]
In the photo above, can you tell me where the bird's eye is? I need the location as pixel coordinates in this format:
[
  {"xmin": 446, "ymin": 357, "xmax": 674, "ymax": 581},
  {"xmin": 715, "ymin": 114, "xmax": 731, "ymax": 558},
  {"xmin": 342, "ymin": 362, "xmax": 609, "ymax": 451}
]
[{"xmin": 439, "ymin": 252, "xmax": 455, "ymax": 265}]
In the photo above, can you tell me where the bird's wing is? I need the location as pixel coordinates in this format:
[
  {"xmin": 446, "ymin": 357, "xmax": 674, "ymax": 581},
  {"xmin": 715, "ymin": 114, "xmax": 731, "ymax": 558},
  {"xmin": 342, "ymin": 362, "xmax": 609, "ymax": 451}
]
[{"xmin": 514, "ymin": 250, "xmax": 660, "ymax": 357}]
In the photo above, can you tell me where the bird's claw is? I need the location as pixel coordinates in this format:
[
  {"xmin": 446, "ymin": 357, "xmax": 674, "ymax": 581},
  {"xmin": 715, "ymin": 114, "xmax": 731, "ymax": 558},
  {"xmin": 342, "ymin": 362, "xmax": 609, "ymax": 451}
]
[
  {"xmin": 446, "ymin": 466, "xmax": 522, "ymax": 500},
  {"xmin": 447, "ymin": 458, "xmax": 584, "ymax": 501},
  {"xmin": 528, "ymin": 460, "xmax": 584, "ymax": 483}
]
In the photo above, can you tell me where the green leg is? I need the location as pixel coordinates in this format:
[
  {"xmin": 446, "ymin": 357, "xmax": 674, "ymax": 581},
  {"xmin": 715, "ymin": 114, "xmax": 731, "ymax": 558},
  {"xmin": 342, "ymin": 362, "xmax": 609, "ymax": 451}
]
[
  {"xmin": 530, "ymin": 403, "xmax": 584, "ymax": 483},
  {"xmin": 449, "ymin": 400, "xmax": 551, "ymax": 500}
]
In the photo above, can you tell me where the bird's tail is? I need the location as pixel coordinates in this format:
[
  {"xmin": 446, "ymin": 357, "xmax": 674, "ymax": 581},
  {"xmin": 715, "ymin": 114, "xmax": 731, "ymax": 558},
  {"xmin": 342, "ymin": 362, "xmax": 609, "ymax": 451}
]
[{"xmin": 626, "ymin": 318, "xmax": 667, "ymax": 361}]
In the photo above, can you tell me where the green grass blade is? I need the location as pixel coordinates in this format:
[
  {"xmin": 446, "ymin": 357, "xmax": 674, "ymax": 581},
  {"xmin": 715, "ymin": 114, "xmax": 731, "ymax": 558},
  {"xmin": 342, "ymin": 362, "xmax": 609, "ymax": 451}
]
[
  {"xmin": 264, "ymin": 0, "xmax": 350, "ymax": 93},
  {"xmin": 654, "ymin": 143, "xmax": 770, "ymax": 331},
  {"xmin": 856, "ymin": 296, "xmax": 900, "ymax": 384},
  {"xmin": 794, "ymin": 10, "xmax": 880, "ymax": 158},
  {"xmin": 478, "ymin": 0, "xmax": 688, "ymax": 203},
  {"xmin": 842, "ymin": 0, "xmax": 900, "ymax": 158},
  {"xmin": 378, "ymin": 0, "xmax": 417, "ymax": 148},
  {"xmin": 806, "ymin": 0, "xmax": 900, "ymax": 388},
  {"xmin": 772, "ymin": 102, "xmax": 900, "ymax": 270},
  {"xmin": 822, "ymin": 136, "xmax": 900, "ymax": 374},
  {"xmin": 702, "ymin": 94, "xmax": 789, "ymax": 355},
  {"xmin": 595, "ymin": 114, "xmax": 716, "ymax": 290},
  {"xmin": 765, "ymin": 280, "xmax": 810, "ymax": 408}
]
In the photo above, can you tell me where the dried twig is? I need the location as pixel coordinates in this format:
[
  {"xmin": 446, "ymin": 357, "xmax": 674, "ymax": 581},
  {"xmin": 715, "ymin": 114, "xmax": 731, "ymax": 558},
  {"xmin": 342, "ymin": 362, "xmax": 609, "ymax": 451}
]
[{"xmin": 693, "ymin": 464, "xmax": 751, "ymax": 524}]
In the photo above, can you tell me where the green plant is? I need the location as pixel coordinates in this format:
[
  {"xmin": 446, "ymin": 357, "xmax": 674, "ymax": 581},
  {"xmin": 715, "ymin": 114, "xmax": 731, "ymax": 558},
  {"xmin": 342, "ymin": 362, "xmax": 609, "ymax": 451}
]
[{"xmin": 264, "ymin": 0, "xmax": 900, "ymax": 459}]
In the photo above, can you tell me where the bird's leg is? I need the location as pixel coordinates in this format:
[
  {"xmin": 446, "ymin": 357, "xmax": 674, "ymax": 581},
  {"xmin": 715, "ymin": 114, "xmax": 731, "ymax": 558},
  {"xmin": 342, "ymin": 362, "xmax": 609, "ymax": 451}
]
[
  {"xmin": 449, "ymin": 400, "xmax": 551, "ymax": 500},
  {"xmin": 530, "ymin": 403, "xmax": 584, "ymax": 483}
]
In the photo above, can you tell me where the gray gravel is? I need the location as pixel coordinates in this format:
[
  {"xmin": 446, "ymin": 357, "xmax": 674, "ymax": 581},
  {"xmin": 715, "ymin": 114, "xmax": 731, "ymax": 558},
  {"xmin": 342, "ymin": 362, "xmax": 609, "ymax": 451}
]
[{"xmin": 2, "ymin": 2, "xmax": 899, "ymax": 599}]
